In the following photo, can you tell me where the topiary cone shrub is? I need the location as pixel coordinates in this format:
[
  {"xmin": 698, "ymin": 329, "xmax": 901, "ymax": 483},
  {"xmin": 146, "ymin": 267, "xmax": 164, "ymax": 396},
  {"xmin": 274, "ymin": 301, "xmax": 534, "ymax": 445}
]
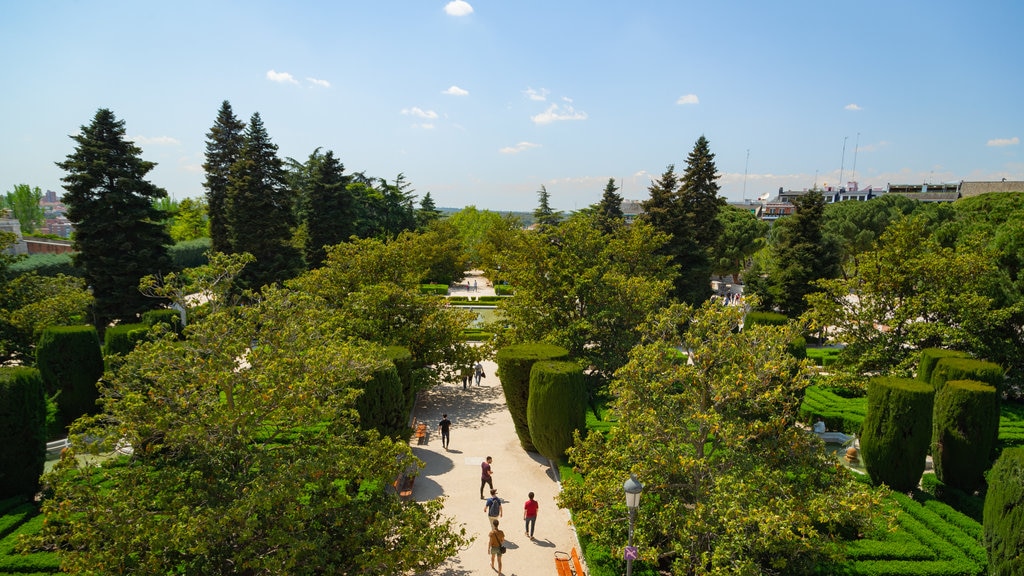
[
  {"xmin": 355, "ymin": 363, "xmax": 406, "ymax": 440},
  {"xmin": 103, "ymin": 322, "xmax": 150, "ymax": 358},
  {"xmin": 930, "ymin": 357, "xmax": 1004, "ymax": 393},
  {"xmin": 917, "ymin": 348, "xmax": 971, "ymax": 384},
  {"xmin": 931, "ymin": 379, "xmax": 999, "ymax": 493},
  {"xmin": 527, "ymin": 360, "xmax": 586, "ymax": 463},
  {"xmin": 0, "ymin": 367, "xmax": 47, "ymax": 500},
  {"xmin": 861, "ymin": 376, "xmax": 934, "ymax": 492},
  {"xmin": 495, "ymin": 343, "xmax": 569, "ymax": 452},
  {"xmin": 384, "ymin": 346, "xmax": 414, "ymax": 414},
  {"xmin": 983, "ymin": 447, "xmax": 1024, "ymax": 576},
  {"xmin": 36, "ymin": 325, "xmax": 104, "ymax": 430}
]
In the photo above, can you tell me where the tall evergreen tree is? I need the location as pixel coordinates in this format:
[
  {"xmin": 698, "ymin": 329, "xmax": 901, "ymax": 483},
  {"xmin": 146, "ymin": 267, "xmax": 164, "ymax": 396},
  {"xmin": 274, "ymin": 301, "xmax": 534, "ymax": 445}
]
[
  {"xmin": 415, "ymin": 191, "xmax": 443, "ymax": 229},
  {"xmin": 641, "ymin": 164, "xmax": 680, "ymax": 233},
  {"xmin": 675, "ymin": 135, "xmax": 726, "ymax": 304},
  {"xmin": 596, "ymin": 177, "xmax": 624, "ymax": 233},
  {"xmin": 225, "ymin": 112, "xmax": 301, "ymax": 291},
  {"xmin": 298, "ymin": 149, "xmax": 353, "ymax": 268},
  {"xmin": 533, "ymin": 185, "xmax": 562, "ymax": 228},
  {"xmin": 203, "ymin": 101, "xmax": 245, "ymax": 254},
  {"xmin": 56, "ymin": 108, "xmax": 172, "ymax": 331}
]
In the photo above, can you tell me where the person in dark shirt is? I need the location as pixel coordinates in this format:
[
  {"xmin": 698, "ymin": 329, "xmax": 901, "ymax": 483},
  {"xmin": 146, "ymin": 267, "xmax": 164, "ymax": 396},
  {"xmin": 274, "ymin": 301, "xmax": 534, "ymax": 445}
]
[{"xmin": 438, "ymin": 413, "xmax": 452, "ymax": 450}]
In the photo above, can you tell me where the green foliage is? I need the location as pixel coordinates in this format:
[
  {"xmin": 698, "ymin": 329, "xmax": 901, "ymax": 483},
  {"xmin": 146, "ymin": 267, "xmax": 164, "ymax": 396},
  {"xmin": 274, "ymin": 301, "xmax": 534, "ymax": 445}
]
[
  {"xmin": 101, "ymin": 323, "xmax": 149, "ymax": 358},
  {"xmin": 861, "ymin": 376, "xmax": 935, "ymax": 491},
  {"xmin": 446, "ymin": 205, "xmax": 509, "ymax": 267},
  {"xmin": 527, "ymin": 360, "xmax": 586, "ymax": 461},
  {"xmin": 930, "ymin": 357, "xmax": 1005, "ymax": 394},
  {"xmin": 56, "ymin": 108, "xmax": 173, "ymax": 329},
  {"xmin": 983, "ymin": 447, "xmax": 1024, "ymax": 576},
  {"xmin": 711, "ymin": 204, "xmax": 768, "ymax": 281},
  {"xmin": 999, "ymin": 401, "xmax": 1024, "ymax": 447},
  {"xmin": 3, "ymin": 184, "xmax": 44, "ymax": 235},
  {"xmin": 560, "ymin": 302, "xmax": 885, "ymax": 575},
  {"xmin": 807, "ymin": 346, "xmax": 843, "ymax": 367},
  {"xmin": 799, "ymin": 385, "xmax": 867, "ymax": 434},
  {"xmin": 6, "ymin": 253, "xmax": 78, "ymax": 278},
  {"xmin": 931, "ymin": 380, "xmax": 999, "ymax": 492},
  {"xmin": 0, "ymin": 368, "xmax": 46, "ymax": 500},
  {"xmin": 419, "ymin": 284, "xmax": 449, "ymax": 295},
  {"xmin": 384, "ymin": 346, "xmax": 414, "ymax": 413},
  {"xmin": 167, "ymin": 197, "xmax": 209, "ymax": 242},
  {"xmin": 595, "ymin": 178, "xmax": 624, "ymax": 233},
  {"xmin": 168, "ymin": 237, "xmax": 211, "ymax": 270},
  {"xmin": 34, "ymin": 326, "xmax": 103, "ymax": 430},
  {"xmin": 354, "ymin": 361, "xmax": 406, "ymax": 439},
  {"xmin": 918, "ymin": 348, "xmax": 973, "ymax": 383},
  {"xmin": 533, "ymin": 185, "xmax": 563, "ymax": 229},
  {"xmin": 822, "ymin": 192, "xmax": 923, "ymax": 278},
  {"xmin": 141, "ymin": 308, "xmax": 183, "ymax": 336},
  {"xmin": 494, "ymin": 284, "xmax": 514, "ymax": 296},
  {"xmin": 203, "ymin": 100, "xmax": 246, "ymax": 255},
  {"xmin": 495, "ymin": 343, "xmax": 569, "ymax": 452},
  {"xmin": 0, "ymin": 271, "xmax": 89, "ymax": 366},
  {"xmin": 744, "ymin": 310, "xmax": 788, "ymax": 328},
  {"xmin": 292, "ymin": 148, "xmax": 354, "ymax": 268}
]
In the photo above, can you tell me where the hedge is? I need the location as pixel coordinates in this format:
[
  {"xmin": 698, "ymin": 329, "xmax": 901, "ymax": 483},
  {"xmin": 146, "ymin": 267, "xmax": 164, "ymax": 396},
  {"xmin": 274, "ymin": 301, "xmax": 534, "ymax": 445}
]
[
  {"xmin": 983, "ymin": 447, "xmax": 1024, "ymax": 576},
  {"xmin": 807, "ymin": 347, "xmax": 843, "ymax": 367},
  {"xmin": 494, "ymin": 284, "xmax": 514, "ymax": 296},
  {"xmin": 0, "ymin": 369, "xmax": 46, "ymax": 500},
  {"xmin": 527, "ymin": 360, "xmax": 586, "ymax": 461},
  {"xmin": 743, "ymin": 310, "xmax": 788, "ymax": 328},
  {"xmin": 494, "ymin": 343, "xmax": 569, "ymax": 452},
  {"xmin": 930, "ymin": 358, "xmax": 1004, "ymax": 394},
  {"xmin": 931, "ymin": 380, "xmax": 999, "ymax": 492},
  {"xmin": 917, "ymin": 348, "xmax": 972, "ymax": 384},
  {"xmin": 141, "ymin": 308, "xmax": 183, "ymax": 335},
  {"xmin": 6, "ymin": 252, "xmax": 78, "ymax": 278},
  {"xmin": 419, "ymin": 284, "xmax": 449, "ymax": 296},
  {"xmin": 102, "ymin": 322, "xmax": 150, "ymax": 358},
  {"xmin": 354, "ymin": 363, "xmax": 406, "ymax": 439},
  {"xmin": 384, "ymin": 346, "xmax": 414, "ymax": 415},
  {"xmin": 799, "ymin": 385, "xmax": 867, "ymax": 435},
  {"xmin": 861, "ymin": 376, "xmax": 935, "ymax": 492},
  {"xmin": 35, "ymin": 325, "xmax": 103, "ymax": 430},
  {"xmin": 168, "ymin": 237, "xmax": 211, "ymax": 270},
  {"xmin": 999, "ymin": 402, "xmax": 1024, "ymax": 447}
]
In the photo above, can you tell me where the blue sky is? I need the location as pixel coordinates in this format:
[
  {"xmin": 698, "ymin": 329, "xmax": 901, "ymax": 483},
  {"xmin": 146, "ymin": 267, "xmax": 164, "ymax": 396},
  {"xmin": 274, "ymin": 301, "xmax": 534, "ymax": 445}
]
[{"xmin": 2, "ymin": 0, "xmax": 1021, "ymax": 212}]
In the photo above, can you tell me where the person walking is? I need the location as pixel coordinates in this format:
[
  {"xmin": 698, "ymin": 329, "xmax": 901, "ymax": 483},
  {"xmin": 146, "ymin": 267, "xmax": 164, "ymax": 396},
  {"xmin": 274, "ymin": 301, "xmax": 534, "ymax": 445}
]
[
  {"xmin": 523, "ymin": 491, "xmax": 539, "ymax": 540},
  {"xmin": 484, "ymin": 489, "xmax": 503, "ymax": 525},
  {"xmin": 474, "ymin": 361, "xmax": 484, "ymax": 385},
  {"xmin": 437, "ymin": 413, "xmax": 451, "ymax": 450},
  {"xmin": 488, "ymin": 518, "xmax": 505, "ymax": 575},
  {"xmin": 480, "ymin": 456, "xmax": 494, "ymax": 498}
]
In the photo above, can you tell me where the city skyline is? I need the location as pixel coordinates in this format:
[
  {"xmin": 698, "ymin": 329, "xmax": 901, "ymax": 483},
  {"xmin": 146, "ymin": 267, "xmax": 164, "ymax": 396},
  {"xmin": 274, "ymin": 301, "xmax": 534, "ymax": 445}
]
[{"xmin": 2, "ymin": 0, "xmax": 1021, "ymax": 212}]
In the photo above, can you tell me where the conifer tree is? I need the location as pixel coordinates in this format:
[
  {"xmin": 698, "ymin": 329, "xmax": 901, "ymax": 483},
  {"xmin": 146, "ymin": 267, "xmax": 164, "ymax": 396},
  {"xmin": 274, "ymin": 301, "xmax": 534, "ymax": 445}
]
[
  {"xmin": 297, "ymin": 149, "xmax": 353, "ymax": 268},
  {"xmin": 675, "ymin": 135, "xmax": 726, "ymax": 304},
  {"xmin": 225, "ymin": 112, "xmax": 301, "ymax": 291},
  {"xmin": 596, "ymin": 177, "xmax": 624, "ymax": 233},
  {"xmin": 203, "ymin": 101, "xmax": 245, "ymax": 254},
  {"xmin": 415, "ymin": 192, "xmax": 443, "ymax": 229},
  {"xmin": 57, "ymin": 108, "xmax": 172, "ymax": 330},
  {"xmin": 533, "ymin": 185, "xmax": 562, "ymax": 228}
]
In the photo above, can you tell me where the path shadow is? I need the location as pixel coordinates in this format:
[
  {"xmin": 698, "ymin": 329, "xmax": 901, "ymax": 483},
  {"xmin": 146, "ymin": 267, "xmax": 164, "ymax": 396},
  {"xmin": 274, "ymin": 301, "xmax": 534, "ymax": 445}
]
[
  {"xmin": 416, "ymin": 381, "xmax": 508, "ymax": 433},
  {"xmin": 412, "ymin": 446, "xmax": 455, "ymax": 476}
]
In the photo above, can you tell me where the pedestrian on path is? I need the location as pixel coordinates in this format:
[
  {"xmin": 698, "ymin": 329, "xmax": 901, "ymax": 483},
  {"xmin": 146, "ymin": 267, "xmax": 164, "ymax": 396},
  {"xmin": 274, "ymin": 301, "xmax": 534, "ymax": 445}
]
[
  {"xmin": 438, "ymin": 414, "xmax": 451, "ymax": 450},
  {"xmin": 523, "ymin": 491, "xmax": 539, "ymax": 540},
  {"xmin": 485, "ymin": 489, "xmax": 503, "ymax": 525},
  {"xmin": 480, "ymin": 456, "xmax": 494, "ymax": 498},
  {"xmin": 474, "ymin": 361, "xmax": 484, "ymax": 385},
  {"xmin": 488, "ymin": 519, "xmax": 505, "ymax": 575}
]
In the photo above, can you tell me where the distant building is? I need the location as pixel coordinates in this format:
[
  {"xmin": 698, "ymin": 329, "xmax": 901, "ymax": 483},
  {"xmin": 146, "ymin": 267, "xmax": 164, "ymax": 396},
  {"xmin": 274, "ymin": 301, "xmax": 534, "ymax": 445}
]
[
  {"xmin": 885, "ymin": 182, "xmax": 961, "ymax": 202},
  {"xmin": 959, "ymin": 180, "xmax": 1024, "ymax": 198},
  {"xmin": 42, "ymin": 189, "xmax": 59, "ymax": 204},
  {"xmin": 620, "ymin": 199, "xmax": 644, "ymax": 225}
]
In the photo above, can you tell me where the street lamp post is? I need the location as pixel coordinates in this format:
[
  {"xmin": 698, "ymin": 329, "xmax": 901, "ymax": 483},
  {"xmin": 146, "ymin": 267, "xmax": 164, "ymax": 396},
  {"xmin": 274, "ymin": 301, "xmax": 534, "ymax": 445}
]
[{"xmin": 623, "ymin": 474, "xmax": 643, "ymax": 576}]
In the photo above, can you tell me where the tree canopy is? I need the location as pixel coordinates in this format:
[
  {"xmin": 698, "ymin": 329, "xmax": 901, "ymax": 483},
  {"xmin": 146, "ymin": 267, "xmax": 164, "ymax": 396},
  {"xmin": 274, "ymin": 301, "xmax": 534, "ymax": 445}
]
[
  {"xmin": 203, "ymin": 100, "xmax": 246, "ymax": 255},
  {"xmin": 4, "ymin": 184, "xmax": 45, "ymax": 234}
]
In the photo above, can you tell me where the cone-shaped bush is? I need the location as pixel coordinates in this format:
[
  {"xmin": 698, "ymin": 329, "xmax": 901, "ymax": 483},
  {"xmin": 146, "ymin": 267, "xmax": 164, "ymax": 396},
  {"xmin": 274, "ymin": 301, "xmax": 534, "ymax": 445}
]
[
  {"xmin": 930, "ymin": 357, "xmax": 1004, "ymax": 393},
  {"xmin": 527, "ymin": 360, "xmax": 586, "ymax": 462},
  {"xmin": 983, "ymin": 447, "xmax": 1024, "ymax": 576},
  {"xmin": 36, "ymin": 325, "xmax": 104, "ymax": 430},
  {"xmin": 0, "ymin": 367, "xmax": 47, "ymax": 500},
  {"xmin": 355, "ymin": 363, "xmax": 406, "ymax": 439},
  {"xmin": 931, "ymin": 379, "xmax": 999, "ymax": 492},
  {"xmin": 495, "ymin": 343, "xmax": 569, "ymax": 452},
  {"xmin": 384, "ymin": 346, "xmax": 414, "ymax": 413},
  {"xmin": 917, "ymin": 348, "xmax": 971, "ymax": 383},
  {"xmin": 861, "ymin": 376, "xmax": 934, "ymax": 491}
]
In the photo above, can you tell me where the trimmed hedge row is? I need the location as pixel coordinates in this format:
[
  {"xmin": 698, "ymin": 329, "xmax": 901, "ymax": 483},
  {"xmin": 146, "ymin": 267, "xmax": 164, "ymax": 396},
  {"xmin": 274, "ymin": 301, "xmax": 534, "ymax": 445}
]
[
  {"xmin": 917, "ymin": 348, "xmax": 972, "ymax": 384},
  {"xmin": 35, "ymin": 326, "xmax": 103, "ymax": 431},
  {"xmin": 983, "ymin": 447, "xmax": 1024, "ymax": 576},
  {"xmin": 419, "ymin": 284, "xmax": 449, "ymax": 296},
  {"xmin": 799, "ymin": 385, "xmax": 867, "ymax": 435},
  {"xmin": 494, "ymin": 343, "xmax": 569, "ymax": 452},
  {"xmin": 931, "ymin": 380, "xmax": 999, "ymax": 492},
  {"xmin": 0, "ymin": 368, "xmax": 46, "ymax": 500},
  {"xmin": 807, "ymin": 347, "xmax": 842, "ymax": 367},
  {"xmin": 930, "ymin": 358, "xmax": 1004, "ymax": 394},
  {"xmin": 999, "ymin": 402, "xmax": 1024, "ymax": 447},
  {"xmin": 743, "ymin": 310, "xmax": 788, "ymax": 328},
  {"xmin": 527, "ymin": 360, "xmax": 586, "ymax": 462},
  {"xmin": 494, "ymin": 285, "xmax": 514, "ymax": 296},
  {"xmin": 861, "ymin": 376, "xmax": 934, "ymax": 492},
  {"xmin": 0, "ymin": 502, "xmax": 61, "ymax": 574}
]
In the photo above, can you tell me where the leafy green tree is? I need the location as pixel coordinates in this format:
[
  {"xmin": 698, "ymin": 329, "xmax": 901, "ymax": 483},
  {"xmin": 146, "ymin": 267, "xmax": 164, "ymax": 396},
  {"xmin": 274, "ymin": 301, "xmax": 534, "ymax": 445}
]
[
  {"xmin": 747, "ymin": 190, "xmax": 841, "ymax": 316},
  {"xmin": 4, "ymin": 184, "xmax": 45, "ymax": 234},
  {"xmin": 494, "ymin": 213, "xmax": 676, "ymax": 391},
  {"xmin": 203, "ymin": 100, "xmax": 246, "ymax": 254},
  {"xmin": 711, "ymin": 204, "xmax": 768, "ymax": 283},
  {"xmin": 595, "ymin": 177, "xmax": 624, "ymax": 233},
  {"xmin": 416, "ymin": 219, "xmax": 468, "ymax": 285},
  {"xmin": 533, "ymin": 184, "xmax": 562, "ymax": 228},
  {"xmin": 225, "ymin": 112, "xmax": 302, "ymax": 291},
  {"xmin": 38, "ymin": 258, "xmax": 470, "ymax": 575},
  {"xmin": 293, "ymin": 148, "xmax": 354, "ymax": 268},
  {"xmin": 447, "ymin": 205, "xmax": 508, "ymax": 268},
  {"xmin": 0, "ymin": 272, "xmax": 90, "ymax": 366},
  {"xmin": 56, "ymin": 108, "xmax": 173, "ymax": 330},
  {"xmin": 416, "ymin": 191, "xmax": 443, "ymax": 229},
  {"xmin": 804, "ymin": 216, "xmax": 1016, "ymax": 378},
  {"xmin": 821, "ymin": 193, "xmax": 921, "ymax": 278},
  {"xmin": 168, "ymin": 197, "xmax": 209, "ymax": 242},
  {"xmin": 558, "ymin": 302, "xmax": 886, "ymax": 575}
]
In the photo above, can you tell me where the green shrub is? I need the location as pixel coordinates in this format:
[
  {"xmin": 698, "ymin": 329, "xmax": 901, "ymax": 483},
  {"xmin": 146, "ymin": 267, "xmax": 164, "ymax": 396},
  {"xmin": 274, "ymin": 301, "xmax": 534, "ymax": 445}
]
[
  {"xmin": 476, "ymin": 295, "xmax": 509, "ymax": 303},
  {"xmin": 35, "ymin": 326, "xmax": 103, "ymax": 430},
  {"xmin": 527, "ymin": 361, "xmax": 586, "ymax": 461},
  {"xmin": 983, "ymin": 447, "xmax": 1024, "ymax": 576},
  {"xmin": 102, "ymin": 322, "xmax": 149, "ymax": 357},
  {"xmin": 861, "ymin": 376, "xmax": 935, "ymax": 492},
  {"xmin": 806, "ymin": 347, "xmax": 842, "ymax": 367},
  {"xmin": 142, "ymin": 308, "xmax": 183, "ymax": 335},
  {"xmin": 418, "ymin": 284, "xmax": 449, "ymax": 296},
  {"xmin": 799, "ymin": 385, "xmax": 867, "ymax": 434},
  {"xmin": 168, "ymin": 237, "xmax": 210, "ymax": 270},
  {"xmin": 930, "ymin": 357, "xmax": 1004, "ymax": 393},
  {"xmin": 931, "ymin": 380, "xmax": 1000, "ymax": 493},
  {"xmin": 917, "ymin": 348, "xmax": 972, "ymax": 384},
  {"xmin": 494, "ymin": 284, "xmax": 514, "ymax": 296},
  {"xmin": 1000, "ymin": 401, "xmax": 1024, "ymax": 448},
  {"xmin": 461, "ymin": 329, "xmax": 494, "ymax": 342},
  {"xmin": 0, "ymin": 368, "xmax": 47, "ymax": 500},
  {"xmin": 495, "ymin": 343, "xmax": 569, "ymax": 452},
  {"xmin": 6, "ymin": 252, "xmax": 79, "ymax": 278},
  {"xmin": 354, "ymin": 363, "xmax": 405, "ymax": 439},
  {"xmin": 743, "ymin": 310, "xmax": 788, "ymax": 328},
  {"xmin": 384, "ymin": 346, "xmax": 414, "ymax": 414}
]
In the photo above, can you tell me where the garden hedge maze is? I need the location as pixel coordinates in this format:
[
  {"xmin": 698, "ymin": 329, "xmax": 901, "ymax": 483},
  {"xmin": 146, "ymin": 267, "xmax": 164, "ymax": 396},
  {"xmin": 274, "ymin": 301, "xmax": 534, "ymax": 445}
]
[{"xmin": 0, "ymin": 497, "xmax": 61, "ymax": 575}]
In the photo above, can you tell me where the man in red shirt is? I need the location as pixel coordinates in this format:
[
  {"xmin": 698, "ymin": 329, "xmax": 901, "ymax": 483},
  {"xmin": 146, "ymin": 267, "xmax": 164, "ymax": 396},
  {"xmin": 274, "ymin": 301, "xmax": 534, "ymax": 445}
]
[{"xmin": 523, "ymin": 491, "xmax": 539, "ymax": 540}]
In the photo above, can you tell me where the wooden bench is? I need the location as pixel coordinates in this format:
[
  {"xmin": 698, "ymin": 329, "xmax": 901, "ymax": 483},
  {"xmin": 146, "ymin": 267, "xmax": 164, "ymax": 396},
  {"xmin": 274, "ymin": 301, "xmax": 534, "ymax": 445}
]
[
  {"xmin": 393, "ymin": 473, "xmax": 415, "ymax": 499},
  {"xmin": 554, "ymin": 547, "xmax": 586, "ymax": 576}
]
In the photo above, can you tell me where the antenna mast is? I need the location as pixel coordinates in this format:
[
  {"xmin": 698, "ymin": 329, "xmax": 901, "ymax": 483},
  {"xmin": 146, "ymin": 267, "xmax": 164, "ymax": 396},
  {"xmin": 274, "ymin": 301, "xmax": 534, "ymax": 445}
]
[
  {"xmin": 742, "ymin": 149, "xmax": 750, "ymax": 201},
  {"xmin": 838, "ymin": 136, "xmax": 848, "ymax": 191},
  {"xmin": 851, "ymin": 132, "xmax": 860, "ymax": 183}
]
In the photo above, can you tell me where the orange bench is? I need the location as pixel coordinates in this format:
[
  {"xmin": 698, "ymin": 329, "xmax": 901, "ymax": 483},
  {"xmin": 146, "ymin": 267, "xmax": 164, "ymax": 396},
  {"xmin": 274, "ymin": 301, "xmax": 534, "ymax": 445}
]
[
  {"xmin": 393, "ymin": 473, "xmax": 414, "ymax": 499},
  {"xmin": 554, "ymin": 547, "xmax": 586, "ymax": 576}
]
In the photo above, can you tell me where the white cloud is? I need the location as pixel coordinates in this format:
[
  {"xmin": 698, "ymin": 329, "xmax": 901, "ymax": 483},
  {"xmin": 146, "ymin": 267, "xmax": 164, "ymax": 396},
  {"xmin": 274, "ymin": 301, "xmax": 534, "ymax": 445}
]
[
  {"xmin": 676, "ymin": 94, "xmax": 699, "ymax": 105},
  {"xmin": 443, "ymin": 85, "xmax": 469, "ymax": 96},
  {"xmin": 401, "ymin": 107, "xmax": 439, "ymax": 119},
  {"xmin": 306, "ymin": 77, "xmax": 331, "ymax": 88},
  {"xmin": 845, "ymin": 103, "xmax": 862, "ymax": 111},
  {"xmin": 531, "ymin": 103, "xmax": 588, "ymax": 125},
  {"xmin": 500, "ymin": 141, "xmax": 541, "ymax": 154},
  {"xmin": 413, "ymin": 123, "xmax": 436, "ymax": 130},
  {"xmin": 444, "ymin": 0, "xmax": 473, "ymax": 16},
  {"xmin": 523, "ymin": 87, "xmax": 549, "ymax": 101},
  {"xmin": 131, "ymin": 135, "xmax": 180, "ymax": 146},
  {"xmin": 987, "ymin": 136, "xmax": 1020, "ymax": 147},
  {"xmin": 266, "ymin": 70, "xmax": 298, "ymax": 84}
]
